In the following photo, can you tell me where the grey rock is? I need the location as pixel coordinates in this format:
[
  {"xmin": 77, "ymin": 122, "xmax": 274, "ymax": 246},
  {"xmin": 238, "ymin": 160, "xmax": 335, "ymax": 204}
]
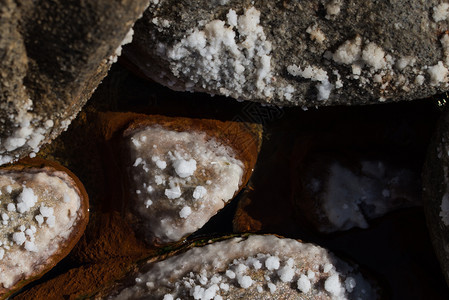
[
  {"xmin": 0, "ymin": 0, "xmax": 149, "ymax": 165},
  {"xmin": 126, "ymin": 0, "xmax": 449, "ymax": 107},
  {"xmin": 423, "ymin": 105, "xmax": 449, "ymax": 287}
]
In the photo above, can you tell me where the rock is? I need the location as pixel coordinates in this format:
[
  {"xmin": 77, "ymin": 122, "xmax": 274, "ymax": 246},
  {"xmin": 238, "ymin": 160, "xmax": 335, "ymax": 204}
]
[
  {"xmin": 100, "ymin": 235, "xmax": 381, "ymax": 299},
  {"xmin": 0, "ymin": 0, "xmax": 149, "ymax": 165},
  {"xmin": 293, "ymin": 154, "xmax": 421, "ymax": 233},
  {"xmin": 126, "ymin": 0, "xmax": 449, "ymax": 107},
  {"xmin": 423, "ymin": 106, "xmax": 449, "ymax": 287},
  {"xmin": 101, "ymin": 113, "xmax": 262, "ymax": 245},
  {"xmin": 0, "ymin": 158, "xmax": 89, "ymax": 299}
]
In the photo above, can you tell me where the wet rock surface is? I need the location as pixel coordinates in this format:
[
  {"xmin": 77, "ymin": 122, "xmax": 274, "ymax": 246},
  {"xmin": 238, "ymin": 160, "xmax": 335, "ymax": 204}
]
[
  {"xmin": 126, "ymin": 0, "xmax": 449, "ymax": 107},
  {"xmin": 0, "ymin": 0, "xmax": 149, "ymax": 165},
  {"xmin": 423, "ymin": 106, "xmax": 449, "ymax": 287}
]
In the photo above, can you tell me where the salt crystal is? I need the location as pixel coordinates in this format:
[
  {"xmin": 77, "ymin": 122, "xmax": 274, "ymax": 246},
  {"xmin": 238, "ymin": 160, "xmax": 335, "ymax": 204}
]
[
  {"xmin": 156, "ymin": 160, "xmax": 167, "ymax": 170},
  {"xmin": 134, "ymin": 158, "xmax": 143, "ymax": 167},
  {"xmin": 238, "ymin": 275, "xmax": 253, "ymax": 289},
  {"xmin": 278, "ymin": 265, "xmax": 295, "ymax": 282},
  {"xmin": 235, "ymin": 263, "xmax": 248, "ymax": 274},
  {"xmin": 165, "ymin": 186, "xmax": 182, "ymax": 199},
  {"xmin": 35, "ymin": 214, "xmax": 44, "ymax": 226},
  {"xmin": 155, "ymin": 175, "xmax": 165, "ymax": 185},
  {"xmin": 210, "ymin": 275, "xmax": 221, "ymax": 284},
  {"xmin": 173, "ymin": 159, "xmax": 197, "ymax": 178},
  {"xmin": 0, "ymin": 248, "xmax": 4, "ymax": 260},
  {"xmin": 144, "ymin": 199, "xmax": 153, "ymax": 208},
  {"xmin": 345, "ymin": 276, "xmax": 357, "ymax": 293},
  {"xmin": 324, "ymin": 274, "xmax": 342, "ymax": 296},
  {"xmin": 267, "ymin": 282, "xmax": 277, "ymax": 293},
  {"xmin": 179, "ymin": 206, "xmax": 192, "ymax": 219},
  {"xmin": 265, "ymin": 256, "xmax": 280, "ymax": 270},
  {"xmin": 24, "ymin": 241, "xmax": 38, "ymax": 252},
  {"xmin": 203, "ymin": 284, "xmax": 219, "ymax": 299},
  {"xmin": 193, "ymin": 186, "xmax": 207, "ymax": 199},
  {"xmin": 40, "ymin": 205, "xmax": 54, "ymax": 217},
  {"xmin": 7, "ymin": 203, "xmax": 16, "ymax": 212},
  {"xmin": 297, "ymin": 274, "xmax": 311, "ymax": 293},
  {"xmin": 225, "ymin": 270, "xmax": 236, "ymax": 279},
  {"xmin": 323, "ymin": 263, "xmax": 333, "ymax": 273},
  {"xmin": 17, "ymin": 187, "xmax": 38, "ymax": 212},
  {"xmin": 12, "ymin": 232, "xmax": 26, "ymax": 245}
]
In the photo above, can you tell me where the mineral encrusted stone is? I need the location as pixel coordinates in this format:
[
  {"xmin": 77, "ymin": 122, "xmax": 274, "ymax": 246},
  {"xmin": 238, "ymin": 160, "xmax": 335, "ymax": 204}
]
[
  {"xmin": 423, "ymin": 105, "xmax": 449, "ymax": 287},
  {"xmin": 126, "ymin": 0, "xmax": 449, "ymax": 107},
  {"xmin": 0, "ymin": 0, "xmax": 149, "ymax": 165},
  {"xmin": 104, "ymin": 235, "xmax": 380, "ymax": 299}
]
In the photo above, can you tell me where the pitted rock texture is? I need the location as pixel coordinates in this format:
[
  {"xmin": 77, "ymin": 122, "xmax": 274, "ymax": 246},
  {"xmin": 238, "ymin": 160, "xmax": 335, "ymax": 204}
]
[
  {"xmin": 127, "ymin": 0, "xmax": 449, "ymax": 107},
  {"xmin": 0, "ymin": 0, "xmax": 149, "ymax": 166},
  {"xmin": 423, "ymin": 105, "xmax": 449, "ymax": 287}
]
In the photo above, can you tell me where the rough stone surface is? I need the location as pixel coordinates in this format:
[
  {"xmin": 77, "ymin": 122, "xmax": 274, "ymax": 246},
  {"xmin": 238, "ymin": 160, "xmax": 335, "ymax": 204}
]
[
  {"xmin": 423, "ymin": 105, "xmax": 449, "ymax": 287},
  {"xmin": 103, "ymin": 235, "xmax": 380, "ymax": 299},
  {"xmin": 0, "ymin": 0, "xmax": 149, "ymax": 165},
  {"xmin": 126, "ymin": 0, "xmax": 449, "ymax": 107}
]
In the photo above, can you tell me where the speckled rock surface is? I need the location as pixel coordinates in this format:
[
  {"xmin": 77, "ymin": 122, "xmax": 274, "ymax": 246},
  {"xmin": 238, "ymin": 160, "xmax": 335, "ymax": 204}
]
[
  {"xmin": 126, "ymin": 0, "xmax": 449, "ymax": 107},
  {"xmin": 102, "ymin": 235, "xmax": 380, "ymax": 299},
  {"xmin": 0, "ymin": 0, "xmax": 149, "ymax": 165},
  {"xmin": 423, "ymin": 105, "xmax": 449, "ymax": 287}
]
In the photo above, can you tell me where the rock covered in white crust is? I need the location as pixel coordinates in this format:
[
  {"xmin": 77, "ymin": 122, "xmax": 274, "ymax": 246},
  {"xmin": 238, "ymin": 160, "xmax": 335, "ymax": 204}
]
[
  {"xmin": 298, "ymin": 158, "xmax": 421, "ymax": 233},
  {"xmin": 127, "ymin": 0, "xmax": 449, "ymax": 106},
  {"xmin": 125, "ymin": 125, "xmax": 244, "ymax": 243},
  {"xmin": 0, "ymin": 169, "xmax": 82, "ymax": 291},
  {"xmin": 106, "ymin": 235, "xmax": 379, "ymax": 299}
]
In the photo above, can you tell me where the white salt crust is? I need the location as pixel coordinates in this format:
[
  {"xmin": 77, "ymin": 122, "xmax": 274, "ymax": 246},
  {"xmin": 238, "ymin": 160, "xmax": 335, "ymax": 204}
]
[
  {"xmin": 310, "ymin": 160, "xmax": 419, "ymax": 232},
  {"xmin": 0, "ymin": 99, "xmax": 47, "ymax": 166},
  {"xmin": 165, "ymin": 7, "xmax": 275, "ymax": 99},
  {"xmin": 0, "ymin": 170, "xmax": 81, "ymax": 289},
  {"xmin": 433, "ymin": 3, "xmax": 449, "ymax": 22},
  {"xmin": 108, "ymin": 28, "xmax": 135, "ymax": 64},
  {"xmin": 145, "ymin": 3, "xmax": 449, "ymax": 105},
  {"xmin": 127, "ymin": 126, "xmax": 244, "ymax": 243},
  {"xmin": 109, "ymin": 235, "xmax": 378, "ymax": 299}
]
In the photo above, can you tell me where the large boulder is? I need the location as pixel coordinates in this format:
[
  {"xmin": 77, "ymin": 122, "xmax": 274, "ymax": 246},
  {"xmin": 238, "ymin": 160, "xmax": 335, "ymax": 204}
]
[
  {"xmin": 0, "ymin": 0, "xmax": 149, "ymax": 165},
  {"xmin": 126, "ymin": 0, "xmax": 449, "ymax": 106}
]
